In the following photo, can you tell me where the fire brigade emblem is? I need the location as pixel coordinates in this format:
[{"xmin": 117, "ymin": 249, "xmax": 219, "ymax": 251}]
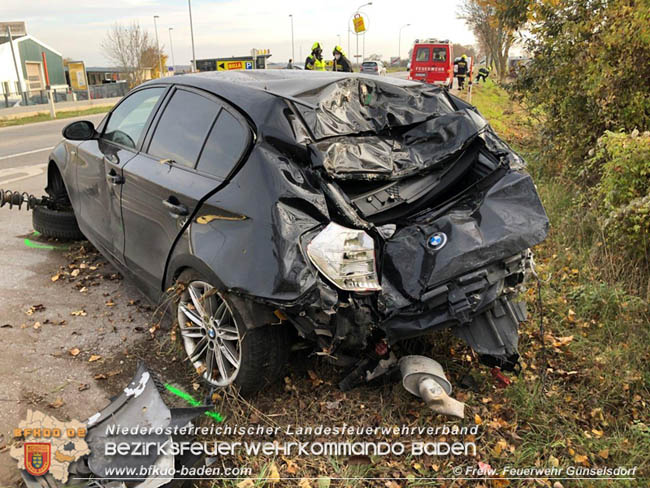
[{"xmin": 24, "ymin": 443, "xmax": 51, "ymax": 476}]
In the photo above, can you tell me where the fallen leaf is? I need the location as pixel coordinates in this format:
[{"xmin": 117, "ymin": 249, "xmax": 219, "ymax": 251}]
[
  {"xmin": 71, "ymin": 310, "xmax": 87, "ymax": 317},
  {"xmin": 475, "ymin": 414, "xmax": 483, "ymax": 425},
  {"xmin": 71, "ymin": 269, "xmax": 80, "ymax": 277},
  {"xmin": 553, "ymin": 335, "xmax": 574, "ymax": 347},
  {"xmin": 78, "ymin": 384, "xmax": 90, "ymax": 391},
  {"xmin": 51, "ymin": 274, "xmax": 61, "ymax": 282},
  {"xmin": 317, "ymin": 478, "xmax": 331, "ymax": 488},
  {"xmin": 94, "ymin": 374, "xmax": 107, "ymax": 380},
  {"xmin": 298, "ymin": 479, "xmax": 312, "ymax": 488},
  {"xmin": 0, "ymin": 324, "xmax": 12, "ymax": 328},
  {"xmin": 284, "ymin": 457, "xmax": 298, "ymax": 475},
  {"xmin": 236, "ymin": 479, "xmax": 254, "ymax": 488},
  {"xmin": 598, "ymin": 449, "xmax": 609, "ymax": 459},
  {"xmin": 88, "ymin": 355, "xmax": 102, "ymax": 362},
  {"xmin": 33, "ymin": 322, "xmax": 41, "ymax": 330},
  {"xmin": 549, "ymin": 455, "xmax": 559, "ymax": 467},
  {"xmin": 48, "ymin": 397, "xmax": 64, "ymax": 409},
  {"xmin": 69, "ymin": 348, "xmax": 81, "ymax": 356},
  {"xmin": 574, "ymin": 454, "xmax": 589, "ymax": 465},
  {"xmin": 192, "ymin": 383, "xmax": 200, "ymax": 391},
  {"xmin": 268, "ymin": 463, "xmax": 280, "ymax": 483},
  {"xmin": 105, "ymin": 300, "xmax": 115, "ymax": 307}
]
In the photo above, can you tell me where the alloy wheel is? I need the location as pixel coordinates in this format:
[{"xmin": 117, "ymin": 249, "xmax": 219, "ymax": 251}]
[{"xmin": 177, "ymin": 281, "xmax": 242, "ymax": 387}]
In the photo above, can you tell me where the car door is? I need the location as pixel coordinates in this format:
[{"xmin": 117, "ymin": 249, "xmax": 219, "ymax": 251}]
[
  {"xmin": 75, "ymin": 87, "xmax": 166, "ymax": 262},
  {"xmin": 119, "ymin": 86, "xmax": 252, "ymax": 295}
]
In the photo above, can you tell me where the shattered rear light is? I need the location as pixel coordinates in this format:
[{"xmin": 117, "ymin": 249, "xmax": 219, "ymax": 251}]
[{"xmin": 307, "ymin": 222, "xmax": 381, "ymax": 292}]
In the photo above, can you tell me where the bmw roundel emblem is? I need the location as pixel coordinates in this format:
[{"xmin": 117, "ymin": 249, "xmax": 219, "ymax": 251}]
[{"xmin": 428, "ymin": 232, "xmax": 447, "ymax": 250}]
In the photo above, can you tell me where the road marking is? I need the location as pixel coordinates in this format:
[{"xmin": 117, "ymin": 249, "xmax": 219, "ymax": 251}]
[
  {"xmin": 0, "ymin": 147, "xmax": 54, "ymax": 161},
  {"xmin": 0, "ymin": 163, "xmax": 47, "ymax": 185}
]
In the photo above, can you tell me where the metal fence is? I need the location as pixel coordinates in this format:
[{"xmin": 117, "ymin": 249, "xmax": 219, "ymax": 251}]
[{"xmin": 1, "ymin": 82, "xmax": 129, "ymax": 108}]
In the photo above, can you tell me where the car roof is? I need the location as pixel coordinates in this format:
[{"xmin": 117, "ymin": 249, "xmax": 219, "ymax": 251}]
[{"xmin": 142, "ymin": 70, "xmax": 414, "ymax": 109}]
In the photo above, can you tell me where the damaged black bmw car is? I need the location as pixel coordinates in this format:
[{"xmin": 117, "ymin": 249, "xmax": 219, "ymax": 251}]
[{"xmin": 35, "ymin": 71, "xmax": 548, "ymax": 400}]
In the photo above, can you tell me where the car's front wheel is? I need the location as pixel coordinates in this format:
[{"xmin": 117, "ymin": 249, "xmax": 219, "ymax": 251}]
[
  {"xmin": 32, "ymin": 205, "xmax": 84, "ymax": 240},
  {"xmin": 175, "ymin": 269, "xmax": 289, "ymax": 395}
]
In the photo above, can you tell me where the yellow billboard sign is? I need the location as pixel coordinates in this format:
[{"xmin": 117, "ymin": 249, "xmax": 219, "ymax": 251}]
[
  {"xmin": 217, "ymin": 60, "xmax": 244, "ymax": 71},
  {"xmin": 68, "ymin": 62, "xmax": 88, "ymax": 90},
  {"xmin": 353, "ymin": 14, "xmax": 366, "ymax": 33}
]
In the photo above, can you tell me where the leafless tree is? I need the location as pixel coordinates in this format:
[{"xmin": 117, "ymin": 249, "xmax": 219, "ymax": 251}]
[
  {"xmin": 102, "ymin": 22, "xmax": 154, "ymax": 87},
  {"xmin": 458, "ymin": 0, "xmax": 516, "ymax": 80}
]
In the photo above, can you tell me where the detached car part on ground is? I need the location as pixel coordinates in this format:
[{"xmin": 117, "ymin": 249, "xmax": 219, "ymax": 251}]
[{"xmin": 31, "ymin": 71, "xmax": 548, "ymax": 406}]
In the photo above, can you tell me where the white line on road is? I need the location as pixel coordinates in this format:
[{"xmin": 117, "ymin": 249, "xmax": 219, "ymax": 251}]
[
  {"xmin": 0, "ymin": 147, "xmax": 54, "ymax": 161},
  {"xmin": 0, "ymin": 163, "xmax": 47, "ymax": 185}
]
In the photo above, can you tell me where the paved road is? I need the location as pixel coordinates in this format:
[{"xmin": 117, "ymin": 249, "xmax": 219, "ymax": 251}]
[
  {"xmin": 0, "ymin": 114, "xmax": 107, "ymax": 189},
  {"xmin": 0, "ymin": 114, "xmax": 150, "ymax": 484}
]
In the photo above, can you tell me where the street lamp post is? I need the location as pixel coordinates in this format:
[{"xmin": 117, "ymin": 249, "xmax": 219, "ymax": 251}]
[
  {"xmin": 289, "ymin": 14, "xmax": 295, "ymax": 62},
  {"xmin": 153, "ymin": 15, "xmax": 163, "ymax": 77},
  {"xmin": 188, "ymin": 0, "xmax": 197, "ymax": 72},
  {"xmin": 399, "ymin": 23, "xmax": 411, "ymax": 64},
  {"xmin": 168, "ymin": 27, "xmax": 176, "ymax": 74}
]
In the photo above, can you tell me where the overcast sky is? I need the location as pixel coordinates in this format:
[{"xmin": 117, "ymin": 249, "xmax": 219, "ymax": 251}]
[{"xmin": 2, "ymin": 0, "xmax": 476, "ymax": 66}]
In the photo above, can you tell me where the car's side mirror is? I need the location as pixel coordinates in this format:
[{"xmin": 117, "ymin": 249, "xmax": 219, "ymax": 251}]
[{"xmin": 62, "ymin": 120, "xmax": 97, "ymax": 141}]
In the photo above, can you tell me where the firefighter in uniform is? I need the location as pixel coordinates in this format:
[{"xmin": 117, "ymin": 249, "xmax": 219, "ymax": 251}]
[
  {"xmin": 476, "ymin": 65, "xmax": 491, "ymax": 84},
  {"xmin": 305, "ymin": 42, "xmax": 326, "ymax": 71},
  {"xmin": 455, "ymin": 54, "xmax": 469, "ymax": 90},
  {"xmin": 332, "ymin": 45, "xmax": 353, "ymax": 72}
]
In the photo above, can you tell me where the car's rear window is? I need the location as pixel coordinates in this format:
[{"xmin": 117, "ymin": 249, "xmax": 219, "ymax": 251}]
[
  {"xmin": 415, "ymin": 47, "xmax": 430, "ymax": 62},
  {"xmin": 362, "ymin": 62, "xmax": 377, "ymax": 67},
  {"xmin": 148, "ymin": 90, "xmax": 219, "ymax": 168},
  {"xmin": 432, "ymin": 47, "xmax": 448, "ymax": 62},
  {"xmin": 196, "ymin": 109, "xmax": 248, "ymax": 180}
]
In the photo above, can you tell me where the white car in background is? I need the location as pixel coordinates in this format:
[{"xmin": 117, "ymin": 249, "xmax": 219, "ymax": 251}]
[{"xmin": 360, "ymin": 60, "xmax": 387, "ymax": 75}]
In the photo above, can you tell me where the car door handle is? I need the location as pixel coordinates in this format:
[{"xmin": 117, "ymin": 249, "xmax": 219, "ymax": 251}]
[
  {"xmin": 162, "ymin": 198, "xmax": 189, "ymax": 217},
  {"xmin": 106, "ymin": 169, "xmax": 124, "ymax": 185}
]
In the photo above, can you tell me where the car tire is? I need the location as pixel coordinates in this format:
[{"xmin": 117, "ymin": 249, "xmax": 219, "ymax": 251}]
[
  {"xmin": 175, "ymin": 269, "xmax": 290, "ymax": 396},
  {"xmin": 32, "ymin": 205, "xmax": 85, "ymax": 241}
]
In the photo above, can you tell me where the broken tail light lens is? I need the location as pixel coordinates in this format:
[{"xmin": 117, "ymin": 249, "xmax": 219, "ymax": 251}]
[{"xmin": 307, "ymin": 222, "xmax": 381, "ymax": 292}]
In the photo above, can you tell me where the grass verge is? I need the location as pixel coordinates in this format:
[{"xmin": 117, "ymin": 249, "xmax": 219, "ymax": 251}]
[{"xmin": 0, "ymin": 106, "xmax": 112, "ymax": 128}]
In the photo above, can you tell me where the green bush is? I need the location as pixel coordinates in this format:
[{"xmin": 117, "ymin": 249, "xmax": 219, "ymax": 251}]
[
  {"xmin": 515, "ymin": 0, "xmax": 650, "ymax": 174},
  {"xmin": 592, "ymin": 130, "xmax": 650, "ymax": 267}
]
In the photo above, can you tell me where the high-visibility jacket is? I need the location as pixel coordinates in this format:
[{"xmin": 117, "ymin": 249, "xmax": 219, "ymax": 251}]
[
  {"xmin": 478, "ymin": 67, "xmax": 489, "ymax": 77},
  {"xmin": 305, "ymin": 55, "xmax": 326, "ymax": 71},
  {"xmin": 333, "ymin": 55, "xmax": 353, "ymax": 72}
]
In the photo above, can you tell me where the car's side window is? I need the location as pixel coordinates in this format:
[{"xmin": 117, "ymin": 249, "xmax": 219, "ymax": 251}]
[
  {"xmin": 103, "ymin": 88, "xmax": 164, "ymax": 150},
  {"xmin": 148, "ymin": 90, "xmax": 220, "ymax": 168},
  {"xmin": 196, "ymin": 109, "xmax": 249, "ymax": 179}
]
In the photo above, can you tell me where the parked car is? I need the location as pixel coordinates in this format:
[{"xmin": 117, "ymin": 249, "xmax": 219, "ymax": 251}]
[
  {"xmin": 35, "ymin": 71, "xmax": 548, "ymax": 395},
  {"xmin": 360, "ymin": 60, "xmax": 386, "ymax": 75}
]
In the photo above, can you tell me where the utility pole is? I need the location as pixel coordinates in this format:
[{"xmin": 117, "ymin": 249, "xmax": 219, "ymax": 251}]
[
  {"xmin": 153, "ymin": 15, "xmax": 163, "ymax": 77},
  {"xmin": 289, "ymin": 14, "xmax": 295, "ymax": 62},
  {"xmin": 6, "ymin": 26, "xmax": 26, "ymax": 105},
  {"xmin": 188, "ymin": 0, "xmax": 197, "ymax": 72},
  {"xmin": 168, "ymin": 27, "xmax": 176, "ymax": 73}
]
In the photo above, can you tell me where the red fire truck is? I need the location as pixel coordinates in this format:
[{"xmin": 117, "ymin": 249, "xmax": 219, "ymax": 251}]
[{"xmin": 408, "ymin": 39, "xmax": 454, "ymax": 89}]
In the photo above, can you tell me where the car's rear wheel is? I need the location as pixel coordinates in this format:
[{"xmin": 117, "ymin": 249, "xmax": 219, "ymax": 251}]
[
  {"xmin": 175, "ymin": 269, "xmax": 289, "ymax": 395},
  {"xmin": 32, "ymin": 205, "xmax": 84, "ymax": 241}
]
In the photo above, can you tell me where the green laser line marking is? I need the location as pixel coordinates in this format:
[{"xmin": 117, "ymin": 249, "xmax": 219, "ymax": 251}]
[
  {"xmin": 23, "ymin": 232, "xmax": 70, "ymax": 250},
  {"xmin": 24, "ymin": 239, "xmax": 56, "ymax": 250},
  {"xmin": 164, "ymin": 383, "xmax": 224, "ymax": 422}
]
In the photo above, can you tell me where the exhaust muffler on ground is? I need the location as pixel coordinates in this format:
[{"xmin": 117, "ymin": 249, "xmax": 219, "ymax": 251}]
[{"xmin": 399, "ymin": 355, "xmax": 465, "ymax": 419}]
